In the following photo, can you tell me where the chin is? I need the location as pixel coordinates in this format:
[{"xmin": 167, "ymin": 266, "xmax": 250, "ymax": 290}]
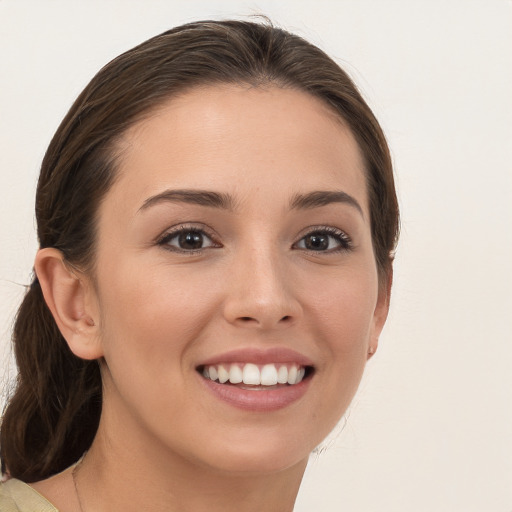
[
  {"xmin": 198, "ymin": 443, "xmax": 310, "ymax": 476},
  {"xmin": 177, "ymin": 420, "xmax": 326, "ymax": 476}
]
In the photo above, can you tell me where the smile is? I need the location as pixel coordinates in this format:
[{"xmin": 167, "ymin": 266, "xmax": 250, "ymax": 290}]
[
  {"xmin": 196, "ymin": 347, "xmax": 315, "ymax": 410},
  {"xmin": 201, "ymin": 363, "xmax": 307, "ymax": 387}
]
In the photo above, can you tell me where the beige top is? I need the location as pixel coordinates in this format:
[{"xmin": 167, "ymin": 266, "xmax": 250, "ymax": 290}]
[{"xmin": 0, "ymin": 478, "xmax": 58, "ymax": 511}]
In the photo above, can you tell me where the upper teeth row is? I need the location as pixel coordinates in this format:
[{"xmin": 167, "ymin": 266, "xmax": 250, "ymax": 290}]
[{"xmin": 202, "ymin": 363, "xmax": 306, "ymax": 386}]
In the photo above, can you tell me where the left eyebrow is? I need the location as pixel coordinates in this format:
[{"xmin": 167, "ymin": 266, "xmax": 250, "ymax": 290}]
[{"xmin": 290, "ymin": 190, "xmax": 364, "ymax": 218}]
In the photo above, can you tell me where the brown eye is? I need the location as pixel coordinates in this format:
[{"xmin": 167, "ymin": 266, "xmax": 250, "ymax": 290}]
[
  {"xmin": 178, "ymin": 231, "xmax": 204, "ymax": 250},
  {"xmin": 295, "ymin": 228, "xmax": 352, "ymax": 252},
  {"xmin": 303, "ymin": 233, "xmax": 329, "ymax": 251},
  {"xmin": 159, "ymin": 228, "xmax": 217, "ymax": 252}
]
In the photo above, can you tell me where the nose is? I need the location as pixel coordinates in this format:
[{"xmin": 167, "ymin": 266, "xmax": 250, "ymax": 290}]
[{"xmin": 222, "ymin": 248, "xmax": 302, "ymax": 330}]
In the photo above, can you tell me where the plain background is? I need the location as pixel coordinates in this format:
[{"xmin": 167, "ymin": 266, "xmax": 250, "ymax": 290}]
[{"xmin": 1, "ymin": 1, "xmax": 511, "ymax": 510}]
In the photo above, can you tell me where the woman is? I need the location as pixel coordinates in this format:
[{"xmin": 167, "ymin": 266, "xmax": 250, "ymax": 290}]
[{"xmin": 0, "ymin": 19, "xmax": 398, "ymax": 511}]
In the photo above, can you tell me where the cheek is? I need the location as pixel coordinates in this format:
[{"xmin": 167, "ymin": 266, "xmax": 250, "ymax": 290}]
[
  {"xmin": 302, "ymin": 265, "xmax": 378, "ymax": 416},
  {"xmin": 94, "ymin": 263, "xmax": 226, "ymax": 437},
  {"xmin": 95, "ymin": 261, "xmax": 220, "ymax": 385},
  {"xmin": 306, "ymin": 265, "xmax": 378, "ymax": 352}
]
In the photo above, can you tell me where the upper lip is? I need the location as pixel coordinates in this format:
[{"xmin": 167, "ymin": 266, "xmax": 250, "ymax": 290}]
[{"xmin": 197, "ymin": 347, "xmax": 314, "ymax": 368}]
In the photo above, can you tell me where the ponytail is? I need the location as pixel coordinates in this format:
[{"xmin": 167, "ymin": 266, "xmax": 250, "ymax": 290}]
[{"xmin": 0, "ymin": 278, "xmax": 101, "ymax": 482}]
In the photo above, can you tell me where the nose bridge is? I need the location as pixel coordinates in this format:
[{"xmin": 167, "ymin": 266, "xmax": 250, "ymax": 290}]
[{"xmin": 223, "ymin": 238, "xmax": 301, "ymax": 329}]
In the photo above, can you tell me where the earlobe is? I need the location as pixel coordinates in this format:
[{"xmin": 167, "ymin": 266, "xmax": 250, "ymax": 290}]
[
  {"xmin": 367, "ymin": 267, "xmax": 393, "ymax": 360},
  {"xmin": 34, "ymin": 248, "xmax": 103, "ymax": 360}
]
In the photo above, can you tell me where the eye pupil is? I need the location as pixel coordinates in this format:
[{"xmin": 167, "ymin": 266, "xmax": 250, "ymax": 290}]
[
  {"xmin": 305, "ymin": 233, "xmax": 329, "ymax": 251},
  {"xmin": 178, "ymin": 231, "xmax": 203, "ymax": 249}
]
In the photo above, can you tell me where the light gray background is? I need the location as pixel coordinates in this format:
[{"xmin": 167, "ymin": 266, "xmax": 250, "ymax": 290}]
[{"xmin": 1, "ymin": 1, "xmax": 511, "ymax": 510}]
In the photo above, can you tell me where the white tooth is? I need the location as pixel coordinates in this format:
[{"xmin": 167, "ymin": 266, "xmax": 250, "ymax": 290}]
[
  {"xmin": 261, "ymin": 364, "xmax": 278, "ymax": 386},
  {"xmin": 277, "ymin": 365, "xmax": 288, "ymax": 384},
  {"xmin": 242, "ymin": 363, "xmax": 261, "ymax": 385},
  {"xmin": 203, "ymin": 367, "xmax": 209, "ymax": 378},
  {"xmin": 296, "ymin": 367, "xmax": 306, "ymax": 384},
  {"xmin": 229, "ymin": 364, "xmax": 243, "ymax": 384},
  {"xmin": 287, "ymin": 365, "xmax": 298, "ymax": 385},
  {"xmin": 218, "ymin": 364, "xmax": 229, "ymax": 383},
  {"xmin": 208, "ymin": 366, "xmax": 218, "ymax": 381}
]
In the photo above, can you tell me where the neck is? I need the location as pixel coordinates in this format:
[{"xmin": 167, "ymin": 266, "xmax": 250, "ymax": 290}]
[{"xmin": 76, "ymin": 416, "xmax": 308, "ymax": 512}]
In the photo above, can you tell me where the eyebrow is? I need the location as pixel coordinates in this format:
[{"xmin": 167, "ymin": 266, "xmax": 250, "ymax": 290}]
[
  {"xmin": 290, "ymin": 190, "xmax": 364, "ymax": 217},
  {"xmin": 138, "ymin": 189, "xmax": 235, "ymax": 212},
  {"xmin": 138, "ymin": 188, "xmax": 363, "ymax": 217}
]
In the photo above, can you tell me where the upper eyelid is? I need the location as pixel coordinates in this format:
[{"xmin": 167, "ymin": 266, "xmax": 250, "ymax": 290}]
[
  {"xmin": 156, "ymin": 223, "xmax": 219, "ymax": 243},
  {"xmin": 295, "ymin": 225, "xmax": 351, "ymax": 240}
]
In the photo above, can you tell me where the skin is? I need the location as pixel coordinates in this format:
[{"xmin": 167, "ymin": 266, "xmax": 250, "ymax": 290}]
[{"xmin": 33, "ymin": 84, "xmax": 390, "ymax": 512}]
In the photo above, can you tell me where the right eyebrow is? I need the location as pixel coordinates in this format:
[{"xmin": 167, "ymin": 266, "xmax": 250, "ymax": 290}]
[{"xmin": 138, "ymin": 189, "xmax": 235, "ymax": 212}]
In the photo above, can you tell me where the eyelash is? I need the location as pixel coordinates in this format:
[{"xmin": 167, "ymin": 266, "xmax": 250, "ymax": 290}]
[
  {"xmin": 156, "ymin": 225, "xmax": 353, "ymax": 254},
  {"xmin": 293, "ymin": 226, "xmax": 353, "ymax": 253},
  {"xmin": 156, "ymin": 225, "xmax": 221, "ymax": 254}
]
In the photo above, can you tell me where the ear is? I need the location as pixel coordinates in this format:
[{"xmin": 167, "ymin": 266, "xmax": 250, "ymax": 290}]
[
  {"xmin": 367, "ymin": 267, "xmax": 393, "ymax": 360},
  {"xmin": 34, "ymin": 248, "xmax": 103, "ymax": 360}
]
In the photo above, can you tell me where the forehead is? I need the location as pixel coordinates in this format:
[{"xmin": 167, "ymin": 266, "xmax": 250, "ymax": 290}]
[{"xmin": 109, "ymin": 84, "xmax": 368, "ymax": 213}]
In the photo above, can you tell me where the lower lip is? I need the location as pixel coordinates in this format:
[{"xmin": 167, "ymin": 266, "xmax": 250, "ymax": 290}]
[{"xmin": 199, "ymin": 373, "xmax": 312, "ymax": 412}]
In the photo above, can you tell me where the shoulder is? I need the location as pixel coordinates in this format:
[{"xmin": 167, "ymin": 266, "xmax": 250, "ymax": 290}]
[{"xmin": 0, "ymin": 478, "xmax": 58, "ymax": 512}]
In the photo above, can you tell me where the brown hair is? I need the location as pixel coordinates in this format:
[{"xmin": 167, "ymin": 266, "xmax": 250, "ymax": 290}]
[{"xmin": 0, "ymin": 19, "xmax": 399, "ymax": 482}]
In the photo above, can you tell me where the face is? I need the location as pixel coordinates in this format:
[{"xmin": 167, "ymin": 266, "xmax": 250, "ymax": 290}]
[{"xmin": 89, "ymin": 85, "xmax": 388, "ymax": 474}]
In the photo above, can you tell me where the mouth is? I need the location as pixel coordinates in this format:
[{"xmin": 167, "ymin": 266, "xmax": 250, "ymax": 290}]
[
  {"xmin": 195, "ymin": 347, "xmax": 315, "ymax": 411},
  {"xmin": 197, "ymin": 362, "xmax": 314, "ymax": 389}
]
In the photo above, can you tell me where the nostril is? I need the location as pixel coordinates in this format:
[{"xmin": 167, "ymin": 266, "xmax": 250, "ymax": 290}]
[{"xmin": 232, "ymin": 314, "xmax": 296, "ymax": 327}]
